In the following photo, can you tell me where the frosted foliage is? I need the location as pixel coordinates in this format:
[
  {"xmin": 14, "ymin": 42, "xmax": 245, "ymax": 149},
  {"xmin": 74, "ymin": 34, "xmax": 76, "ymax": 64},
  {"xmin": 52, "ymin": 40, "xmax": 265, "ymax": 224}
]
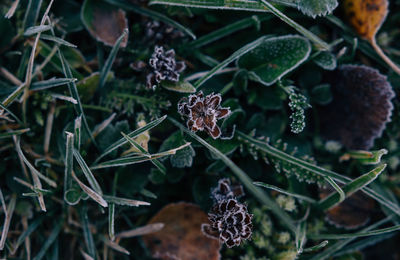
[
  {"xmin": 296, "ymin": 0, "xmax": 338, "ymax": 18},
  {"xmin": 238, "ymin": 35, "xmax": 311, "ymax": 86}
]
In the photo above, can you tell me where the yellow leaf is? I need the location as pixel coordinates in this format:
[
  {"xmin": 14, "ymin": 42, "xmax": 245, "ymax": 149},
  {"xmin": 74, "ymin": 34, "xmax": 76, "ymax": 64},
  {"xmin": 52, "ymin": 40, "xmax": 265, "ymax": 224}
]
[
  {"xmin": 343, "ymin": 0, "xmax": 400, "ymax": 75},
  {"xmin": 343, "ymin": 0, "xmax": 388, "ymax": 41}
]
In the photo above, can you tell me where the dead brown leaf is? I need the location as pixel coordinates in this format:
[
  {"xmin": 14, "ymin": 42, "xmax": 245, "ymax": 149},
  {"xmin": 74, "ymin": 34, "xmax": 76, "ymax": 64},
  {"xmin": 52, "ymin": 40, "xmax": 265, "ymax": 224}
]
[{"xmin": 142, "ymin": 202, "xmax": 221, "ymax": 260}]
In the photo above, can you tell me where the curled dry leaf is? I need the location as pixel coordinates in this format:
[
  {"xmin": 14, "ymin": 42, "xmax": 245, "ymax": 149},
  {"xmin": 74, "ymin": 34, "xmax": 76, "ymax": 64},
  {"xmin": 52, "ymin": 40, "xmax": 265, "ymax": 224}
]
[
  {"xmin": 319, "ymin": 185, "xmax": 375, "ymax": 229},
  {"xmin": 343, "ymin": 0, "xmax": 400, "ymax": 74},
  {"xmin": 142, "ymin": 202, "xmax": 221, "ymax": 260},
  {"xmin": 81, "ymin": 0, "xmax": 129, "ymax": 47}
]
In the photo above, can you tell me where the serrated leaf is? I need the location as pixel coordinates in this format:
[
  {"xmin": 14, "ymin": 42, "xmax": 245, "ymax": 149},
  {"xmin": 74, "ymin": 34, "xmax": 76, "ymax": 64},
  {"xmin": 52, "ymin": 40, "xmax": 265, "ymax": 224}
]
[
  {"xmin": 313, "ymin": 51, "xmax": 337, "ymax": 70},
  {"xmin": 238, "ymin": 35, "xmax": 311, "ymax": 86},
  {"xmin": 162, "ymin": 80, "xmax": 196, "ymax": 93},
  {"xmin": 296, "ymin": 0, "xmax": 338, "ymax": 18},
  {"xmin": 160, "ymin": 131, "xmax": 196, "ymax": 168}
]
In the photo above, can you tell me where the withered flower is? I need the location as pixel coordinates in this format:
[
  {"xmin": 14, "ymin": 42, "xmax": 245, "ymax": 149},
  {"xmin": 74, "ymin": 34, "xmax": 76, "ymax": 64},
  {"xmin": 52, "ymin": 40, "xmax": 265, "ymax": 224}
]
[
  {"xmin": 146, "ymin": 46, "xmax": 186, "ymax": 89},
  {"xmin": 178, "ymin": 91, "xmax": 231, "ymax": 139},
  {"xmin": 202, "ymin": 199, "xmax": 253, "ymax": 248},
  {"xmin": 211, "ymin": 178, "xmax": 244, "ymax": 202},
  {"xmin": 320, "ymin": 64, "xmax": 395, "ymax": 150},
  {"xmin": 202, "ymin": 179, "xmax": 252, "ymax": 248}
]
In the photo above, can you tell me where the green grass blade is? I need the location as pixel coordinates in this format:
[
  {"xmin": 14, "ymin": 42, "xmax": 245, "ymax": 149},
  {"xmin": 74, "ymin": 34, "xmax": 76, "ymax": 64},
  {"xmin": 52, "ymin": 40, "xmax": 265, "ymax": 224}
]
[
  {"xmin": 253, "ymin": 182, "xmax": 316, "ymax": 203},
  {"xmin": 64, "ymin": 132, "xmax": 74, "ymax": 199},
  {"xmin": 92, "ymin": 143, "xmax": 190, "ymax": 170},
  {"xmin": 150, "ymin": 0, "xmax": 271, "ymax": 12},
  {"xmin": 236, "ymin": 131, "xmax": 400, "ymax": 217},
  {"xmin": 168, "ymin": 117, "xmax": 297, "ymax": 234},
  {"xmin": 121, "ymin": 132, "xmax": 167, "ymax": 174},
  {"xmin": 57, "ymin": 46, "xmax": 97, "ymax": 147},
  {"xmin": 309, "ymin": 217, "xmax": 391, "ymax": 260},
  {"xmin": 0, "ymin": 102, "xmax": 23, "ymax": 125},
  {"xmin": 259, "ymin": 0, "xmax": 329, "ymax": 49},
  {"xmin": 74, "ymin": 116, "xmax": 81, "ymax": 150},
  {"xmin": 109, "ymin": 203, "xmax": 115, "ymax": 241},
  {"xmin": 13, "ymin": 216, "xmax": 45, "ymax": 254},
  {"xmin": 104, "ymin": 0, "xmax": 195, "ymax": 39},
  {"xmin": 40, "ymin": 34, "xmax": 77, "ymax": 48},
  {"xmin": 323, "ymin": 176, "xmax": 345, "ymax": 205},
  {"xmin": 32, "ymin": 219, "xmax": 63, "ymax": 260},
  {"xmin": 303, "ymin": 240, "xmax": 329, "ymax": 253},
  {"xmin": 31, "ymin": 78, "xmax": 77, "ymax": 91},
  {"xmin": 81, "ymin": 206, "xmax": 96, "ymax": 259},
  {"xmin": 0, "ymin": 128, "xmax": 30, "ymax": 139},
  {"xmin": 24, "ymin": 25, "xmax": 52, "ymax": 36},
  {"xmin": 309, "ymin": 224, "xmax": 400, "ymax": 240},
  {"xmin": 73, "ymin": 149, "xmax": 103, "ymax": 195},
  {"xmin": 95, "ymin": 115, "xmax": 167, "ymax": 163},
  {"xmin": 71, "ymin": 171, "xmax": 108, "ymax": 207},
  {"xmin": 318, "ymin": 164, "xmax": 386, "ymax": 211},
  {"xmin": 23, "ymin": 0, "xmax": 43, "ymax": 29},
  {"xmin": 187, "ymin": 15, "xmax": 271, "ymax": 49},
  {"xmin": 98, "ymin": 29, "xmax": 128, "ymax": 92},
  {"xmin": 194, "ymin": 36, "xmax": 266, "ymax": 88},
  {"xmin": 103, "ymin": 195, "xmax": 150, "ymax": 207}
]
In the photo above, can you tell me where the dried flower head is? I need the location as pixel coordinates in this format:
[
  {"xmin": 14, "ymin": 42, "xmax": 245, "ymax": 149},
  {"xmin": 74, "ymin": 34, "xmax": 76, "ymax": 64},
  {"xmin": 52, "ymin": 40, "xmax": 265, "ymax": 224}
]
[
  {"xmin": 320, "ymin": 64, "xmax": 395, "ymax": 150},
  {"xmin": 202, "ymin": 198, "xmax": 253, "ymax": 248},
  {"xmin": 178, "ymin": 91, "xmax": 231, "ymax": 139},
  {"xmin": 145, "ymin": 20, "xmax": 185, "ymax": 43},
  {"xmin": 146, "ymin": 46, "xmax": 186, "ymax": 89},
  {"xmin": 211, "ymin": 178, "xmax": 244, "ymax": 202}
]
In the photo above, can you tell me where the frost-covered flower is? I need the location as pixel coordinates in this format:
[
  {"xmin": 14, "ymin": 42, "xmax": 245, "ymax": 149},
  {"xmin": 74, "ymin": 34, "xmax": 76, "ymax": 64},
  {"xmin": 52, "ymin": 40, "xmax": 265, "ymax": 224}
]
[
  {"xmin": 146, "ymin": 46, "xmax": 186, "ymax": 89},
  {"xmin": 178, "ymin": 91, "xmax": 231, "ymax": 139},
  {"xmin": 211, "ymin": 178, "xmax": 244, "ymax": 202},
  {"xmin": 202, "ymin": 198, "xmax": 253, "ymax": 248}
]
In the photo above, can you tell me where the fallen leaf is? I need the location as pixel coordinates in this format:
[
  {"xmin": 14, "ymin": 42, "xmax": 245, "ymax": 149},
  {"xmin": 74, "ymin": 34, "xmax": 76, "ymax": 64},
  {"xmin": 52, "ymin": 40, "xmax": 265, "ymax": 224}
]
[
  {"xmin": 319, "ymin": 64, "xmax": 394, "ymax": 150},
  {"xmin": 343, "ymin": 0, "xmax": 400, "ymax": 74},
  {"xmin": 142, "ymin": 202, "xmax": 221, "ymax": 260},
  {"xmin": 81, "ymin": 0, "xmax": 129, "ymax": 47}
]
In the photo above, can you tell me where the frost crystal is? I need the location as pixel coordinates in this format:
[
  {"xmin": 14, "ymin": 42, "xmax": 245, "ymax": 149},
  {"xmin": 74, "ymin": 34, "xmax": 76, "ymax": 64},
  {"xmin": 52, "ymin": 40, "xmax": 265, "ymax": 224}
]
[
  {"xmin": 288, "ymin": 88, "xmax": 311, "ymax": 134},
  {"xmin": 146, "ymin": 46, "xmax": 186, "ymax": 89},
  {"xmin": 178, "ymin": 91, "xmax": 231, "ymax": 139}
]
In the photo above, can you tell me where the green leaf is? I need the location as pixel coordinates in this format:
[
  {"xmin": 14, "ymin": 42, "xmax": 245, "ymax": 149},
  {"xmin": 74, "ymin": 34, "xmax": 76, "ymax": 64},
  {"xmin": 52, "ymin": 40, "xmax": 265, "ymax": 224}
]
[
  {"xmin": 254, "ymin": 182, "xmax": 317, "ymax": 203},
  {"xmin": 40, "ymin": 34, "xmax": 77, "ymax": 48},
  {"xmin": 0, "ymin": 128, "xmax": 30, "ymax": 139},
  {"xmin": 77, "ymin": 72, "xmax": 114, "ymax": 102},
  {"xmin": 103, "ymin": 195, "xmax": 150, "ymax": 206},
  {"xmin": 96, "ymin": 115, "xmax": 167, "ymax": 163},
  {"xmin": 340, "ymin": 149, "xmax": 388, "ymax": 165},
  {"xmin": 64, "ymin": 132, "xmax": 74, "ymax": 200},
  {"xmin": 73, "ymin": 149, "xmax": 103, "ymax": 195},
  {"xmin": 64, "ymin": 188, "xmax": 82, "ymax": 205},
  {"xmin": 150, "ymin": 0, "xmax": 270, "ymax": 13},
  {"xmin": 311, "ymin": 84, "xmax": 332, "ymax": 105},
  {"xmin": 81, "ymin": 0, "xmax": 129, "ymax": 47},
  {"xmin": 194, "ymin": 36, "xmax": 267, "ymax": 88},
  {"xmin": 318, "ymin": 164, "xmax": 387, "ymax": 211},
  {"xmin": 31, "ymin": 78, "xmax": 77, "ymax": 91},
  {"xmin": 160, "ymin": 131, "xmax": 196, "ymax": 168},
  {"xmin": 32, "ymin": 219, "xmax": 63, "ymax": 260},
  {"xmin": 295, "ymin": 0, "xmax": 338, "ymax": 18},
  {"xmin": 313, "ymin": 51, "xmax": 337, "ymax": 70},
  {"xmin": 238, "ymin": 35, "xmax": 311, "ymax": 86},
  {"xmin": 98, "ymin": 29, "xmax": 129, "ymax": 92},
  {"xmin": 162, "ymin": 80, "xmax": 196, "ymax": 93},
  {"xmin": 92, "ymin": 143, "xmax": 191, "ymax": 169},
  {"xmin": 236, "ymin": 131, "xmax": 400, "ymax": 217},
  {"xmin": 24, "ymin": 25, "xmax": 52, "ymax": 36}
]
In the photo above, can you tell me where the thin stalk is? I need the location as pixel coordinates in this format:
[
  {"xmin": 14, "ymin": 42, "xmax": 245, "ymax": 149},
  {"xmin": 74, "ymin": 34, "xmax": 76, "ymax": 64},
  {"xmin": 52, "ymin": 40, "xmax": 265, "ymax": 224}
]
[
  {"xmin": 169, "ymin": 117, "xmax": 297, "ymax": 233},
  {"xmin": 259, "ymin": 0, "xmax": 329, "ymax": 50}
]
